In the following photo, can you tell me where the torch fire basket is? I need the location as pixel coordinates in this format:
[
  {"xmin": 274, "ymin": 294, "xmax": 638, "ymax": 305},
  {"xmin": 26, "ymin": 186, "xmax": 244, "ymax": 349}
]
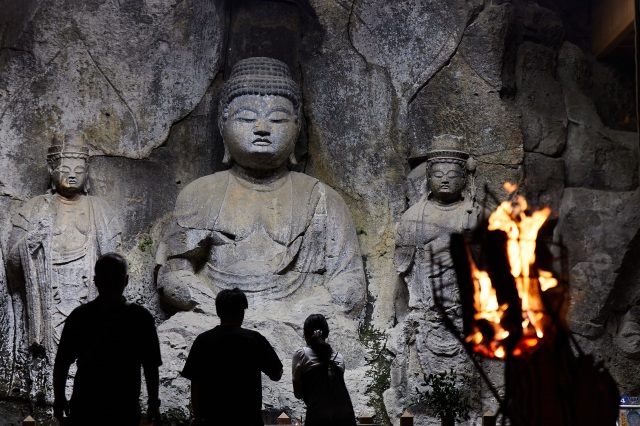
[{"xmin": 432, "ymin": 186, "xmax": 620, "ymax": 426}]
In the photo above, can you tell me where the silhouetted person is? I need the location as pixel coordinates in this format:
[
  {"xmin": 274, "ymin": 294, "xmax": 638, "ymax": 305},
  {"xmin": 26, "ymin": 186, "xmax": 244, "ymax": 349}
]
[
  {"xmin": 181, "ymin": 288, "xmax": 283, "ymax": 426},
  {"xmin": 292, "ymin": 314, "xmax": 356, "ymax": 426},
  {"xmin": 52, "ymin": 253, "xmax": 162, "ymax": 426}
]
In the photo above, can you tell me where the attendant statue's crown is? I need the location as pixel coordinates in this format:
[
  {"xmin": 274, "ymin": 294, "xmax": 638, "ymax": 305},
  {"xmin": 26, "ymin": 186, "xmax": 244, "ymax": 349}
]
[
  {"xmin": 220, "ymin": 57, "xmax": 301, "ymax": 112},
  {"xmin": 426, "ymin": 134, "xmax": 471, "ymax": 168},
  {"xmin": 47, "ymin": 131, "xmax": 89, "ymax": 162}
]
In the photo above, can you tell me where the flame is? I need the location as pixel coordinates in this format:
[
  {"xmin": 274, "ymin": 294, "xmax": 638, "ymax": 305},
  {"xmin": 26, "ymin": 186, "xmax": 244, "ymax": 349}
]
[{"xmin": 466, "ymin": 191, "xmax": 558, "ymax": 359}]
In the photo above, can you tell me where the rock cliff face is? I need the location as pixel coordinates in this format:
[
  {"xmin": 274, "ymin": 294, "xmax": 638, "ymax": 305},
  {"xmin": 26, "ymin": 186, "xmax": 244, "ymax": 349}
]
[{"xmin": 0, "ymin": 0, "xmax": 637, "ymax": 425}]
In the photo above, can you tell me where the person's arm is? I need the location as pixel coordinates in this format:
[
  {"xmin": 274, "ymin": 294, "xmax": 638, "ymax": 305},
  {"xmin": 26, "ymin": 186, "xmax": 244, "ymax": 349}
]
[
  {"xmin": 52, "ymin": 357, "xmax": 72, "ymax": 422},
  {"xmin": 143, "ymin": 362, "xmax": 161, "ymax": 425},
  {"xmin": 268, "ymin": 368, "xmax": 283, "ymax": 381},
  {"xmin": 291, "ymin": 349, "xmax": 304, "ymax": 399},
  {"xmin": 190, "ymin": 381, "xmax": 204, "ymax": 426},
  {"xmin": 259, "ymin": 334, "xmax": 283, "ymax": 382},
  {"xmin": 181, "ymin": 335, "xmax": 205, "ymax": 425},
  {"xmin": 53, "ymin": 311, "xmax": 78, "ymax": 424},
  {"xmin": 141, "ymin": 309, "xmax": 163, "ymax": 425}
]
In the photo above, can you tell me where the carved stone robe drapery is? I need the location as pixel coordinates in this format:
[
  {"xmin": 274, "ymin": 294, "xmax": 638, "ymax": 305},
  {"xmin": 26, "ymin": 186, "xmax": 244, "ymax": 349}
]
[
  {"xmin": 160, "ymin": 170, "xmax": 365, "ymax": 314},
  {"xmin": 7, "ymin": 194, "xmax": 121, "ymax": 360}
]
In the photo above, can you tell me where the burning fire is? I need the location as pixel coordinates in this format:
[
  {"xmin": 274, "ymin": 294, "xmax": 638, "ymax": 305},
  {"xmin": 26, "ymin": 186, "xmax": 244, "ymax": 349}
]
[{"xmin": 465, "ymin": 184, "xmax": 558, "ymax": 359}]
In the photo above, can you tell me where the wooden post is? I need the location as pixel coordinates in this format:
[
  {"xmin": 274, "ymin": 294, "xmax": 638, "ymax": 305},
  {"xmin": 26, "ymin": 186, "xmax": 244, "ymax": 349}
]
[
  {"xmin": 23, "ymin": 416, "xmax": 36, "ymax": 426},
  {"xmin": 277, "ymin": 412, "xmax": 291, "ymax": 425},
  {"xmin": 482, "ymin": 412, "xmax": 497, "ymax": 426},
  {"xmin": 591, "ymin": 0, "xmax": 635, "ymax": 57},
  {"xmin": 399, "ymin": 411, "xmax": 413, "ymax": 426}
]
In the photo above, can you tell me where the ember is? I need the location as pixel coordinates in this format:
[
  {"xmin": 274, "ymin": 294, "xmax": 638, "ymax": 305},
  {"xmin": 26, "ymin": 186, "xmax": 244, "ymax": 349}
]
[{"xmin": 459, "ymin": 184, "xmax": 560, "ymax": 359}]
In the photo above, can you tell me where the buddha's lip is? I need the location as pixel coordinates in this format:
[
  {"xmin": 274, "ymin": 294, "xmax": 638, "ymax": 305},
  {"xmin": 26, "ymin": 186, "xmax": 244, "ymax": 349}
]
[{"xmin": 253, "ymin": 139, "xmax": 271, "ymax": 146}]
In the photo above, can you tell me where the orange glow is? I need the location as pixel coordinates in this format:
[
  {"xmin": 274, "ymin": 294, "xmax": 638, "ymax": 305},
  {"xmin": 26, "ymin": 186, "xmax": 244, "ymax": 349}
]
[{"xmin": 466, "ymin": 190, "xmax": 558, "ymax": 359}]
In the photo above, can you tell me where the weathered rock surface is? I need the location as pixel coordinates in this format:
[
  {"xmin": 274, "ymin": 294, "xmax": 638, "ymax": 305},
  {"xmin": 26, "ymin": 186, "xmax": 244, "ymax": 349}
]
[
  {"xmin": 555, "ymin": 189, "xmax": 640, "ymax": 338},
  {"xmin": 523, "ymin": 153, "xmax": 564, "ymax": 210},
  {"xmin": 516, "ymin": 42, "xmax": 567, "ymax": 156},
  {"xmin": 0, "ymin": 0, "xmax": 225, "ymax": 198},
  {"xmin": 0, "ymin": 0, "xmax": 638, "ymax": 425}
]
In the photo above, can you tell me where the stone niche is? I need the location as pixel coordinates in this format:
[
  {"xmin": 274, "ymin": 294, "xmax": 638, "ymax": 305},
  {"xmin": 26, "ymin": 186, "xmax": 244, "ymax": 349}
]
[{"xmin": 0, "ymin": 0, "xmax": 637, "ymax": 425}]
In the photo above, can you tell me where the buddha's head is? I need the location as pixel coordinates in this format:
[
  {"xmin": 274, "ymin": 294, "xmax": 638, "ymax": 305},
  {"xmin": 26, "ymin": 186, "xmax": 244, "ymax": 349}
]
[
  {"xmin": 218, "ymin": 57, "xmax": 301, "ymax": 173},
  {"xmin": 47, "ymin": 131, "xmax": 90, "ymax": 197},
  {"xmin": 425, "ymin": 135, "xmax": 474, "ymax": 205}
]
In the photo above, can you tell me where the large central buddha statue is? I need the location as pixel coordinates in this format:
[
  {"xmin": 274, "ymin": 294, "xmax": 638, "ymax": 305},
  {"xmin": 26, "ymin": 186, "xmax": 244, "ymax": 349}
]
[
  {"xmin": 156, "ymin": 57, "xmax": 367, "ymax": 418},
  {"xmin": 158, "ymin": 57, "xmax": 365, "ymax": 315}
]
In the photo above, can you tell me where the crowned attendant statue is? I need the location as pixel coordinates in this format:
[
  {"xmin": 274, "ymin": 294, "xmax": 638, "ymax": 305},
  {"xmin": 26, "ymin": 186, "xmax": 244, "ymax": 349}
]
[
  {"xmin": 156, "ymin": 57, "xmax": 367, "ymax": 418},
  {"xmin": 395, "ymin": 134, "xmax": 478, "ymax": 310},
  {"xmin": 387, "ymin": 135, "xmax": 479, "ymax": 422},
  {"xmin": 6, "ymin": 131, "xmax": 121, "ymax": 401}
]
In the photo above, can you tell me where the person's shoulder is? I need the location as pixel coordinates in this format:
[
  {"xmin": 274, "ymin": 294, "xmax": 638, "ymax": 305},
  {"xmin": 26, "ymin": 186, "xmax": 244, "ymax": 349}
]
[
  {"xmin": 65, "ymin": 299, "xmax": 97, "ymax": 322},
  {"xmin": 331, "ymin": 351, "xmax": 346, "ymax": 371},
  {"xmin": 332, "ymin": 351, "xmax": 345, "ymax": 362},
  {"xmin": 292, "ymin": 346, "xmax": 308, "ymax": 361},
  {"xmin": 239, "ymin": 327, "xmax": 276, "ymax": 347},
  {"xmin": 123, "ymin": 302, "xmax": 156, "ymax": 320},
  {"xmin": 192, "ymin": 326, "xmax": 222, "ymax": 343},
  {"xmin": 238, "ymin": 326, "xmax": 266, "ymax": 339}
]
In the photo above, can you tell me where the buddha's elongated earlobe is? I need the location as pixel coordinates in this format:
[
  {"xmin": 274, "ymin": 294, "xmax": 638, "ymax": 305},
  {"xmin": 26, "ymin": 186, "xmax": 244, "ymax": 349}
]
[{"xmin": 222, "ymin": 144, "xmax": 233, "ymax": 165}]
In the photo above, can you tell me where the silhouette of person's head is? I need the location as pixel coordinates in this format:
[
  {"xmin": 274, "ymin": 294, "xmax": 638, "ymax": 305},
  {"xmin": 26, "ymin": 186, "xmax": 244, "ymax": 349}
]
[
  {"xmin": 94, "ymin": 252, "xmax": 129, "ymax": 301},
  {"xmin": 303, "ymin": 314, "xmax": 329, "ymax": 340},
  {"xmin": 303, "ymin": 314, "xmax": 332, "ymax": 362},
  {"xmin": 215, "ymin": 288, "xmax": 248, "ymax": 324}
]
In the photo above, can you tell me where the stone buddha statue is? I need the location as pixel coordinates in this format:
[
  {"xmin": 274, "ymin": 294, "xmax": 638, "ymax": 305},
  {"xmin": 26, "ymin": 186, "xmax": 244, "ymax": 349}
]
[
  {"xmin": 386, "ymin": 136, "xmax": 479, "ymax": 420},
  {"xmin": 156, "ymin": 57, "xmax": 367, "ymax": 418},
  {"xmin": 6, "ymin": 131, "xmax": 121, "ymax": 399},
  {"xmin": 157, "ymin": 57, "xmax": 365, "ymax": 315},
  {"xmin": 395, "ymin": 134, "xmax": 478, "ymax": 309}
]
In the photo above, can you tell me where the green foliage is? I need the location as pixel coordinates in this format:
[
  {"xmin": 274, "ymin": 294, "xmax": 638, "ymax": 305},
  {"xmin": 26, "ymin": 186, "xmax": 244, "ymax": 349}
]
[
  {"xmin": 359, "ymin": 322, "xmax": 392, "ymax": 426},
  {"xmin": 137, "ymin": 235, "xmax": 153, "ymax": 252},
  {"xmin": 416, "ymin": 369, "xmax": 471, "ymax": 422}
]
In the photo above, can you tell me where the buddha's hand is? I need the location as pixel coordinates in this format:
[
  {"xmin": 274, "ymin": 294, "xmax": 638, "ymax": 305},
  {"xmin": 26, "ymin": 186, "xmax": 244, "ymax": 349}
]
[
  {"xmin": 158, "ymin": 270, "xmax": 201, "ymax": 311},
  {"xmin": 26, "ymin": 219, "xmax": 50, "ymax": 253}
]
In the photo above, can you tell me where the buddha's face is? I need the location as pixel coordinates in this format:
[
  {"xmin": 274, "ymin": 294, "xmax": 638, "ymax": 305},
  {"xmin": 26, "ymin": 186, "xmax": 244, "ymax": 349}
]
[
  {"xmin": 428, "ymin": 162, "xmax": 465, "ymax": 204},
  {"xmin": 222, "ymin": 95, "xmax": 298, "ymax": 172},
  {"xmin": 50, "ymin": 156, "xmax": 88, "ymax": 197}
]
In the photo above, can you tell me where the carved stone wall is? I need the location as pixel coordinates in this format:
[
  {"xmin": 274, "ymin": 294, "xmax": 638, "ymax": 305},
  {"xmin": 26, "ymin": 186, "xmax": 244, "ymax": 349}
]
[{"xmin": 0, "ymin": 0, "xmax": 637, "ymax": 425}]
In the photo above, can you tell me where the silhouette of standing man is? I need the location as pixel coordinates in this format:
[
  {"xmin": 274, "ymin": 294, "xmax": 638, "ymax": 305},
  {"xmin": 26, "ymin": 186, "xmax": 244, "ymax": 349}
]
[
  {"xmin": 53, "ymin": 253, "xmax": 162, "ymax": 426},
  {"xmin": 181, "ymin": 288, "xmax": 283, "ymax": 426}
]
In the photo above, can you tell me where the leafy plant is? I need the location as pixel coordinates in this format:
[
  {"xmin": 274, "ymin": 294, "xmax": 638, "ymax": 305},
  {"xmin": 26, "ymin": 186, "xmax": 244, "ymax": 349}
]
[
  {"xmin": 416, "ymin": 369, "xmax": 471, "ymax": 423},
  {"xmin": 137, "ymin": 235, "xmax": 153, "ymax": 252}
]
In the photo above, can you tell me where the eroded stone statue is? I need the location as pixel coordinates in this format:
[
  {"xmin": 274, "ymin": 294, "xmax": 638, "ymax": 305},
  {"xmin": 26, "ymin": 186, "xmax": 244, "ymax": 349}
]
[
  {"xmin": 157, "ymin": 57, "xmax": 364, "ymax": 314},
  {"xmin": 386, "ymin": 135, "xmax": 479, "ymax": 421},
  {"xmin": 156, "ymin": 57, "xmax": 367, "ymax": 418},
  {"xmin": 6, "ymin": 131, "xmax": 121, "ymax": 400},
  {"xmin": 395, "ymin": 134, "xmax": 478, "ymax": 309}
]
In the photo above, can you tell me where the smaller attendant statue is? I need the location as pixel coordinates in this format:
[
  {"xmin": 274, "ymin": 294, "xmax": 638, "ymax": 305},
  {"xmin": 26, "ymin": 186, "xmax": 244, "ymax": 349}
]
[
  {"xmin": 6, "ymin": 131, "xmax": 121, "ymax": 401},
  {"xmin": 395, "ymin": 134, "xmax": 478, "ymax": 310},
  {"xmin": 388, "ymin": 135, "xmax": 479, "ymax": 422}
]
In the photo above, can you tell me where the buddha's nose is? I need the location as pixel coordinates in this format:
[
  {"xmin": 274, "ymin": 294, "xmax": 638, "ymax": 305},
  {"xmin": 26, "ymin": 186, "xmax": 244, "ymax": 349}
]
[{"xmin": 253, "ymin": 120, "xmax": 270, "ymax": 136}]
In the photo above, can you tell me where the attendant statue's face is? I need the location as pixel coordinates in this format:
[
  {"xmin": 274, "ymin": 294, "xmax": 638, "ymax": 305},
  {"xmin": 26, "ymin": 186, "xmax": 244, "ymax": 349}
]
[
  {"xmin": 222, "ymin": 94, "xmax": 298, "ymax": 172},
  {"xmin": 50, "ymin": 157, "xmax": 88, "ymax": 197},
  {"xmin": 428, "ymin": 162, "xmax": 465, "ymax": 204}
]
